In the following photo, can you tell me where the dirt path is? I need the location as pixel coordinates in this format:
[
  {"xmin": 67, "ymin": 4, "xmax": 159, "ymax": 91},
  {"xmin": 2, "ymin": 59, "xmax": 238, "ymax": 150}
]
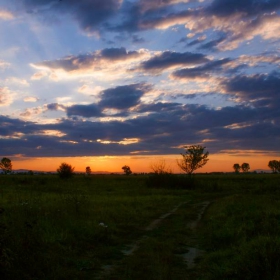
[
  {"xmin": 96, "ymin": 200, "xmax": 211, "ymax": 279},
  {"xmin": 182, "ymin": 201, "xmax": 211, "ymax": 268}
]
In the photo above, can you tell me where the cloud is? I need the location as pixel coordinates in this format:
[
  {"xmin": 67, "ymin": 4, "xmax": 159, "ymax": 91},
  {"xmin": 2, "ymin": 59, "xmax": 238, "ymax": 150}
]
[
  {"xmin": 5, "ymin": 77, "xmax": 29, "ymax": 86},
  {"xmin": 187, "ymin": 35, "xmax": 207, "ymax": 46},
  {"xmin": 78, "ymin": 85, "xmax": 104, "ymax": 96},
  {"xmin": 0, "ymin": 9, "xmax": 14, "ymax": 20},
  {"xmin": 20, "ymin": 107, "xmax": 44, "ymax": 118},
  {"xmin": 66, "ymin": 83, "xmax": 151, "ymax": 118},
  {"xmin": 31, "ymin": 47, "xmax": 149, "ymax": 80},
  {"xmin": 139, "ymin": 9, "xmax": 195, "ymax": 30},
  {"xmin": 139, "ymin": 0, "xmax": 198, "ymax": 12},
  {"xmin": 140, "ymin": 51, "xmax": 209, "ymax": 73},
  {"xmin": 31, "ymin": 71, "xmax": 47, "ymax": 80},
  {"xmin": 46, "ymin": 103, "xmax": 65, "ymax": 111},
  {"xmin": 172, "ymin": 58, "xmax": 232, "ymax": 79},
  {"xmin": 206, "ymin": 0, "xmax": 280, "ymax": 17},
  {"xmin": 99, "ymin": 83, "xmax": 150, "ymax": 109},
  {"xmin": 198, "ymin": 35, "xmax": 226, "ymax": 50},
  {"xmin": 184, "ymin": 9, "xmax": 280, "ymax": 50},
  {"xmin": 106, "ymin": 1, "xmax": 280, "ymax": 50},
  {"xmin": 237, "ymin": 53, "xmax": 280, "ymax": 67},
  {"xmin": 131, "ymin": 35, "xmax": 145, "ymax": 44},
  {"xmin": 66, "ymin": 104, "xmax": 102, "ymax": 118},
  {"xmin": 0, "ymin": 87, "xmax": 15, "ymax": 106},
  {"xmin": 111, "ymin": 0, "xmax": 197, "ymax": 32},
  {"xmin": 24, "ymin": 96, "xmax": 39, "ymax": 102},
  {"xmin": 223, "ymin": 71, "xmax": 280, "ymax": 108},
  {"xmin": 100, "ymin": 47, "xmax": 140, "ymax": 60},
  {"xmin": 0, "ymin": 60, "xmax": 10, "ymax": 69},
  {"xmin": 11, "ymin": 0, "xmax": 122, "ymax": 34},
  {"xmin": 133, "ymin": 102, "xmax": 182, "ymax": 113},
  {"xmin": 1, "ymin": 99, "xmax": 279, "ymax": 157}
]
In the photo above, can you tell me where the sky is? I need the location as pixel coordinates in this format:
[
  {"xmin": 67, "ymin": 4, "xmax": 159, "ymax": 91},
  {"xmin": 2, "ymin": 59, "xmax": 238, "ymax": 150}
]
[{"xmin": 0, "ymin": 0, "xmax": 279, "ymax": 173}]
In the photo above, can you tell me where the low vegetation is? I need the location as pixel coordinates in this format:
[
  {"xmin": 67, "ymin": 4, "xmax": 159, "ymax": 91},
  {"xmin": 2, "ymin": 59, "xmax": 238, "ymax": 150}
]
[
  {"xmin": 1, "ymin": 173, "xmax": 280, "ymax": 279},
  {"xmin": 57, "ymin": 162, "xmax": 75, "ymax": 179}
]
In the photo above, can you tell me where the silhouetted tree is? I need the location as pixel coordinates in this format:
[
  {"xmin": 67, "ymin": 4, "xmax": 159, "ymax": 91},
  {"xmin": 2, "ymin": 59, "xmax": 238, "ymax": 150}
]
[
  {"xmin": 122, "ymin": 165, "xmax": 132, "ymax": 175},
  {"xmin": 268, "ymin": 160, "xmax": 280, "ymax": 173},
  {"xmin": 0, "ymin": 157, "xmax": 12, "ymax": 174},
  {"xmin": 85, "ymin": 166, "xmax": 91, "ymax": 175},
  {"xmin": 177, "ymin": 145, "xmax": 209, "ymax": 175},
  {"xmin": 150, "ymin": 159, "xmax": 172, "ymax": 174},
  {"xmin": 57, "ymin": 162, "xmax": 75, "ymax": 179},
  {"xmin": 241, "ymin": 162, "xmax": 250, "ymax": 173},
  {"xmin": 233, "ymin": 163, "xmax": 241, "ymax": 173}
]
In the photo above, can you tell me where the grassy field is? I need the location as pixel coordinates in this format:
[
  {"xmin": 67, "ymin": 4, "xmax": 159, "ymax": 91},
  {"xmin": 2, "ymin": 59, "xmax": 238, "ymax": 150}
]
[{"xmin": 0, "ymin": 173, "xmax": 280, "ymax": 279}]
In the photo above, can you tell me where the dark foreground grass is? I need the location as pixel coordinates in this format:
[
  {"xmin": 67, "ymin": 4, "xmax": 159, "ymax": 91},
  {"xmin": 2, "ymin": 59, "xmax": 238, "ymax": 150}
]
[
  {"xmin": 1, "ymin": 173, "xmax": 280, "ymax": 279},
  {"xmin": 0, "ymin": 174, "xmax": 191, "ymax": 279},
  {"xmin": 193, "ymin": 174, "xmax": 280, "ymax": 280}
]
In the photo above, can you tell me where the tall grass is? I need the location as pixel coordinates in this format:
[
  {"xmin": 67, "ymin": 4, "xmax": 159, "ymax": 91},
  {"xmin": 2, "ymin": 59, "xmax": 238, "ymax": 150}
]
[
  {"xmin": 0, "ymin": 174, "xmax": 190, "ymax": 279},
  {"xmin": 196, "ymin": 175, "xmax": 280, "ymax": 279},
  {"xmin": 1, "ymin": 173, "xmax": 280, "ymax": 279}
]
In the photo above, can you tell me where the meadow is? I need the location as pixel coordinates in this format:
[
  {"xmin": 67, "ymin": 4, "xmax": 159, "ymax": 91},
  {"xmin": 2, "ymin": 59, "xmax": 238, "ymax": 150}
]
[{"xmin": 0, "ymin": 173, "xmax": 280, "ymax": 279}]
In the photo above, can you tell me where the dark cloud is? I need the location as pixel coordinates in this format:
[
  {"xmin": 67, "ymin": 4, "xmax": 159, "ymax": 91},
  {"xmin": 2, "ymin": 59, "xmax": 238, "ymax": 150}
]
[
  {"xmin": 1, "ymin": 97, "xmax": 279, "ymax": 157},
  {"xmin": 67, "ymin": 104, "xmax": 102, "ymax": 118},
  {"xmin": 112, "ymin": 1, "xmax": 194, "ymax": 32},
  {"xmin": 99, "ymin": 83, "xmax": 149, "ymax": 110},
  {"xmin": 139, "ymin": 0, "xmax": 197, "ymax": 12},
  {"xmin": 207, "ymin": 0, "xmax": 280, "ymax": 17},
  {"xmin": 100, "ymin": 47, "xmax": 140, "ymax": 60},
  {"xmin": 131, "ymin": 35, "xmax": 145, "ymax": 44},
  {"xmin": 47, "ymin": 103, "xmax": 64, "ymax": 111},
  {"xmin": 172, "ymin": 58, "xmax": 232, "ymax": 79},
  {"xmin": 224, "ymin": 71, "xmax": 280, "ymax": 108},
  {"xmin": 6, "ymin": 0, "xmax": 280, "ymax": 41},
  {"xmin": 187, "ymin": 37, "xmax": 207, "ymax": 47},
  {"xmin": 66, "ymin": 83, "xmax": 150, "ymax": 118},
  {"xmin": 133, "ymin": 102, "xmax": 182, "ymax": 113},
  {"xmin": 139, "ymin": 9, "xmax": 193, "ymax": 30},
  {"xmin": 199, "ymin": 35, "xmax": 226, "ymax": 50},
  {"xmin": 14, "ymin": 0, "xmax": 122, "ymax": 33},
  {"xmin": 0, "ymin": 115, "xmax": 34, "ymax": 137},
  {"xmin": 34, "ymin": 47, "xmax": 143, "ymax": 72},
  {"xmin": 140, "ymin": 51, "xmax": 209, "ymax": 72},
  {"xmin": 35, "ymin": 54, "xmax": 95, "ymax": 72}
]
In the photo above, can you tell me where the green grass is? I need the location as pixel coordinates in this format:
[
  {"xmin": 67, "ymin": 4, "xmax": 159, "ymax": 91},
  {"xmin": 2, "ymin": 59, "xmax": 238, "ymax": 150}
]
[
  {"xmin": 1, "ymin": 173, "xmax": 280, "ymax": 279},
  {"xmin": 0, "ymin": 174, "xmax": 191, "ymax": 279},
  {"xmin": 194, "ymin": 174, "xmax": 280, "ymax": 280}
]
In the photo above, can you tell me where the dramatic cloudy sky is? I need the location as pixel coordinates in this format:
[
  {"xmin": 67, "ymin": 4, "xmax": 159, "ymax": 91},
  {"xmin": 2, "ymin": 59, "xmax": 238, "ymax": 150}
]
[{"xmin": 0, "ymin": 0, "xmax": 279, "ymax": 171}]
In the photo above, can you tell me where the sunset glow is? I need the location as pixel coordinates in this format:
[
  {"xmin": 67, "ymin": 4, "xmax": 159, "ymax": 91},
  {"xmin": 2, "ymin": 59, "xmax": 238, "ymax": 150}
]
[{"xmin": 10, "ymin": 151, "xmax": 278, "ymax": 173}]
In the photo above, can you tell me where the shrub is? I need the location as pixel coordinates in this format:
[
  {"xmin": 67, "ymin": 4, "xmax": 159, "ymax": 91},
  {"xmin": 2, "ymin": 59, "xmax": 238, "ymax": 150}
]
[{"xmin": 57, "ymin": 163, "xmax": 75, "ymax": 179}]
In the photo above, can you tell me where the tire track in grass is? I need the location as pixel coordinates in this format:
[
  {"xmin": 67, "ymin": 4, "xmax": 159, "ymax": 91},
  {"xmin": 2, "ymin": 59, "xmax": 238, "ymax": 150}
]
[
  {"xmin": 96, "ymin": 200, "xmax": 190, "ymax": 279},
  {"xmin": 182, "ymin": 201, "xmax": 211, "ymax": 269},
  {"xmin": 96, "ymin": 200, "xmax": 211, "ymax": 279}
]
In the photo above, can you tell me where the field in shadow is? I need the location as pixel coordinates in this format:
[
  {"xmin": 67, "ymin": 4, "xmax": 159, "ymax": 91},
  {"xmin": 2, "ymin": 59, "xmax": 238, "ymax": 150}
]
[{"xmin": 0, "ymin": 173, "xmax": 280, "ymax": 279}]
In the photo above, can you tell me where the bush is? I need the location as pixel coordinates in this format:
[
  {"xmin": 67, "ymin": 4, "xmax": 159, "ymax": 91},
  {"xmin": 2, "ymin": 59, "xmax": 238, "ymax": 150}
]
[{"xmin": 57, "ymin": 163, "xmax": 75, "ymax": 179}]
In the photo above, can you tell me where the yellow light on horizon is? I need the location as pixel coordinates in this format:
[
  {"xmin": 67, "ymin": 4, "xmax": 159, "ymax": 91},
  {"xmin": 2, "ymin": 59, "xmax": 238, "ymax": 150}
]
[{"xmin": 8, "ymin": 151, "xmax": 279, "ymax": 173}]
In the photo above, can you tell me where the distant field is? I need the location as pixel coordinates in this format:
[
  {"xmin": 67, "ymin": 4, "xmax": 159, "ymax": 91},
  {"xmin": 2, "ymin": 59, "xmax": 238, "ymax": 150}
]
[{"xmin": 0, "ymin": 173, "xmax": 280, "ymax": 279}]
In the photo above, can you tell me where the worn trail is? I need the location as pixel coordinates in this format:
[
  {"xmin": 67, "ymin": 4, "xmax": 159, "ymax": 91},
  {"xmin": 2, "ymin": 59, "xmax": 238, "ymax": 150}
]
[
  {"xmin": 182, "ymin": 201, "xmax": 211, "ymax": 269},
  {"xmin": 96, "ymin": 200, "xmax": 211, "ymax": 279}
]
